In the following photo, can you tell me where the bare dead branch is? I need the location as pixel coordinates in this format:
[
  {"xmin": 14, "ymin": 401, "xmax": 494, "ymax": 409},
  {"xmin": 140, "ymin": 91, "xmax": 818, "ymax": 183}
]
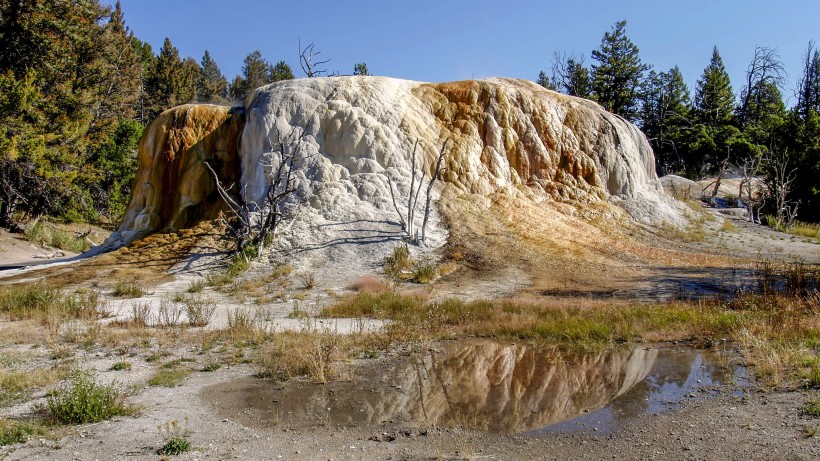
[
  {"xmin": 421, "ymin": 139, "xmax": 449, "ymax": 243},
  {"xmin": 299, "ymin": 39, "xmax": 331, "ymax": 78}
]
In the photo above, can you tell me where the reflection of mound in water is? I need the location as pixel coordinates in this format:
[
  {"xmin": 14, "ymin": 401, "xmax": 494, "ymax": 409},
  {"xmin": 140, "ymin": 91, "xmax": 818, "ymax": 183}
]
[{"xmin": 206, "ymin": 341, "xmax": 659, "ymax": 434}]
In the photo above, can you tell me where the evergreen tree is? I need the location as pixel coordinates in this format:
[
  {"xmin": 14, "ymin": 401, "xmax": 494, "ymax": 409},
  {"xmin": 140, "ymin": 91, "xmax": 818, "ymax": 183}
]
[
  {"xmin": 563, "ymin": 59, "xmax": 592, "ymax": 98},
  {"xmin": 230, "ymin": 50, "xmax": 271, "ymax": 102},
  {"xmin": 536, "ymin": 70, "xmax": 555, "ymax": 90},
  {"xmin": 198, "ymin": 50, "xmax": 228, "ymax": 103},
  {"xmin": 178, "ymin": 57, "xmax": 200, "ymax": 103},
  {"xmin": 353, "ymin": 62, "xmax": 369, "ymax": 76},
  {"xmin": 741, "ymin": 80, "xmax": 786, "ymax": 144},
  {"xmin": 269, "ymin": 60, "xmax": 294, "ymax": 82},
  {"xmin": 693, "ymin": 47, "xmax": 735, "ymax": 127},
  {"xmin": 0, "ymin": 0, "xmax": 114, "ymax": 224},
  {"xmin": 796, "ymin": 41, "xmax": 820, "ymax": 122},
  {"xmin": 640, "ymin": 66, "xmax": 690, "ymax": 174},
  {"xmin": 590, "ymin": 20, "xmax": 648, "ymax": 120},
  {"xmin": 130, "ymin": 37, "xmax": 154, "ymax": 124},
  {"xmin": 144, "ymin": 38, "xmax": 185, "ymax": 119},
  {"xmin": 87, "ymin": 0, "xmax": 141, "ymax": 139}
]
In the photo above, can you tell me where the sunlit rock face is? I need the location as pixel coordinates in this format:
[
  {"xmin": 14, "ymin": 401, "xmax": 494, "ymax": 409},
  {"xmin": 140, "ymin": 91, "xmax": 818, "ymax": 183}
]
[
  {"xmin": 112, "ymin": 76, "xmax": 683, "ymax": 249},
  {"xmin": 106, "ymin": 105, "xmax": 243, "ymax": 247},
  {"xmin": 241, "ymin": 77, "xmax": 681, "ymax": 231}
]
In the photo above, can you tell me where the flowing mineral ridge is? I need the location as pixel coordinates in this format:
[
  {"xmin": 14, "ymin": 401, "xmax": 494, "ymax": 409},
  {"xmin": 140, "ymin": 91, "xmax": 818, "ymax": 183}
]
[{"xmin": 108, "ymin": 77, "xmax": 685, "ymax": 286}]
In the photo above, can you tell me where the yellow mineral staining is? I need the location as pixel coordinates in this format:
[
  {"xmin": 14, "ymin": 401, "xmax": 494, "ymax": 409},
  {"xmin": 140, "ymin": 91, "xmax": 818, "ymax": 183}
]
[
  {"xmin": 114, "ymin": 105, "xmax": 244, "ymax": 245},
  {"xmin": 416, "ymin": 80, "xmax": 606, "ymax": 202}
]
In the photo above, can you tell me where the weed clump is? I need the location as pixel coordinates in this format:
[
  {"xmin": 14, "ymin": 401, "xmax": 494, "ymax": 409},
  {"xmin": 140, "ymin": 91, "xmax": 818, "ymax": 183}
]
[
  {"xmin": 111, "ymin": 281, "xmax": 147, "ymax": 298},
  {"xmin": 183, "ymin": 295, "xmax": 217, "ymax": 327},
  {"xmin": 47, "ymin": 370, "xmax": 131, "ymax": 424},
  {"xmin": 157, "ymin": 419, "xmax": 190, "ymax": 455},
  {"xmin": 384, "ymin": 244, "xmax": 411, "ymax": 279},
  {"xmin": 0, "ymin": 420, "xmax": 48, "ymax": 446},
  {"xmin": 805, "ymin": 398, "xmax": 820, "ymax": 418},
  {"xmin": 109, "ymin": 362, "xmax": 131, "ymax": 371},
  {"xmin": 148, "ymin": 369, "xmax": 191, "ymax": 387}
]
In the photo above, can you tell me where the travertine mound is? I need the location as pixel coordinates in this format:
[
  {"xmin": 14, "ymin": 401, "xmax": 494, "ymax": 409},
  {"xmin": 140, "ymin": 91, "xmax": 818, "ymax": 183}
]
[
  {"xmin": 107, "ymin": 105, "xmax": 243, "ymax": 247},
  {"xmin": 109, "ymin": 77, "xmax": 684, "ymax": 268},
  {"xmin": 241, "ymin": 77, "xmax": 681, "ymax": 231}
]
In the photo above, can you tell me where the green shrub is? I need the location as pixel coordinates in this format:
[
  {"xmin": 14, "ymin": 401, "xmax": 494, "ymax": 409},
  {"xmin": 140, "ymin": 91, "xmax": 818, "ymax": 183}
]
[
  {"xmin": 47, "ymin": 370, "xmax": 130, "ymax": 424},
  {"xmin": 157, "ymin": 435, "xmax": 190, "ymax": 455},
  {"xmin": 201, "ymin": 362, "xmax": 221, "ymax": 372},
  {"xmin": 412, "ymin": 261, "xmax": 438, "ymax": 284},
  {"xmin": 805, "ymin": 398, "xmax": 820, "ymax": 418},
  {"xmin": 157, "ymin": 419, "xmax": 190, "ymax": 455},
  {"xmin": 186, "ymin": 280, "xmax": 204, "ymax": 293},
  {"xmin": 109, "ymin": 362, "xmax": 131, "ymax": 371}
]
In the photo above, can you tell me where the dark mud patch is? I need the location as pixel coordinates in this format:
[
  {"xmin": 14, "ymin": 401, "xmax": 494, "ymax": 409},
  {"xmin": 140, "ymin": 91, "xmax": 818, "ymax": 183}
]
[{"xmin": 202, "ymin": 341, "xmax": 748, "ymax": 436}]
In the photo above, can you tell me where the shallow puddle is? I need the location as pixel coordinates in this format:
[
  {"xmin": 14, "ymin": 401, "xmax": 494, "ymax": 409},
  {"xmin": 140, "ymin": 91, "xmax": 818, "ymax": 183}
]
[{"xmin": 204, "ymin": 341, "xmax": 747, "ymax": 435}]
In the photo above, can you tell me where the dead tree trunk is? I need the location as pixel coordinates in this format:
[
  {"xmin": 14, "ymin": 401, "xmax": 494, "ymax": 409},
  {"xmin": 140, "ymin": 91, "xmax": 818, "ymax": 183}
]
[
  {"xmin": 406, "ymin": 140, "xmax": 419, "ymax": 238},
  {"xmin": 421, "ymin": 139, "xmax": 449, "ymax": 243},
  {"xmin": 764, "ymin": 147, "xmax": 798, "ymax": 229},
  {"xmin": 739, "ymin": 151, "xmax": 762, "ymax": 223}
]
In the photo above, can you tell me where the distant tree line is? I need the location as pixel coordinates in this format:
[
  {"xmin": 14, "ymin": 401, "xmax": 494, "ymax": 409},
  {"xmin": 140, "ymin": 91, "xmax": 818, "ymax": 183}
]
[
  {"xmin": 540, "ymin": 20, "xmax": 820, "ymax": 223},
  {"xmin": 0, "ymin": 0, "xmax": 374, "ymax": 229}
]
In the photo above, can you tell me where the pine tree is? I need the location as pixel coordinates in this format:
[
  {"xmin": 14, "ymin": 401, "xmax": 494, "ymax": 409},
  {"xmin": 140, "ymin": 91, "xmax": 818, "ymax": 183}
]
[
  {"xmin": 0, "ymin": 0, "xmax": 121, "ymax": 224},
  {"xmin": 693, "ymin": 47, "xmax": 735, "ymax": 127},
  {"xmin": 796, "ymin": 41, "xmax": 820, "ymax": 123},
  {"xmin": 640, "ymin": 66, "xmax": 690, "ymax": 174},
  {"xmin": 198, "ymin": 50, "xmax": 228, "ymax": 103},
  {"xmin": 269, "ymin": 60, "xmax": 294, "ymax": 82},
  {"xmin": 143, "ymin": 38, "xmax": 199, "ymax": 119},
  {"xmin": 536, "ymin": 70, "xmax": 554, "ymax": 90},
  {"xmin": 741, "ymin": 80, "xmax": 786, "ymax": 144},
  {"xmin": 590, "ymin": 20, "xmax": 648, "ymax": 120},
  {"xmin": 87, "ymin": 0, "xmax": 141, "ymax": 139},
  {"xmin": 144, "ymin": 38, "xmax": 181, "ymax": 119},
  {"xmin": 353, "ymin": 62, "xmax": 369, "ymax": 76},
  {"xmin": 230, "ymin": 50, "xmax": 272, "ymax": 102},
  {"xmin": 563, "ymin": 59, "xmax": 592, "ymax": 98}
]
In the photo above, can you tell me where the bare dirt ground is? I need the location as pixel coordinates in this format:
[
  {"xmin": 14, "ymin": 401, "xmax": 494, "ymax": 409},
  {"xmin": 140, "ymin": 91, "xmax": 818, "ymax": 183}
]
[{"xmin": 1, "ymin": 205, "xmax": 819, "ymax": 460}]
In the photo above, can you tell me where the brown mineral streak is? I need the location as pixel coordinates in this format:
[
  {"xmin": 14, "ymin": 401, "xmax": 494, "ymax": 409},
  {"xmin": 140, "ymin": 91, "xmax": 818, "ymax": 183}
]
[
  {"xmin": 118, "ymin": 104, "xmax": 244, "ymax": 241},
  {"xmin": 415, "ymin": 80, "xmax": 603, "ymax": 201}
]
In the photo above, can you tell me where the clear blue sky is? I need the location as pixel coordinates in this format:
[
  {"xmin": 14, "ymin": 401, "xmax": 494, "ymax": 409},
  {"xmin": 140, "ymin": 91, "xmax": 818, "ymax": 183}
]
[{"xmin": 113, "ymin": 0, "xmax": 819, "ymax": 105}]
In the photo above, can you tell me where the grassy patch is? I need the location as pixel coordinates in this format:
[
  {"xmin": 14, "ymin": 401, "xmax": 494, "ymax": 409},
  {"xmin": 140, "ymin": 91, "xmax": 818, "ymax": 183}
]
[
  {"xmin": 0, "ymin": 366, "xmax": 68, "ymax": 407},
  {"xmin": 769, "ymin": 219, "xmax": 820, "ymax": 239},
  {"xmin": 25, "ymin": 221, "xmax": 90, "ymax": 253},
  {"xmin": 0, "ymin": 285, "xmax": 104, "ymax": 323},
  {"xmin": 47, "ymin": 370, "xmax": 133, "ymax": 424},
  {"xmin": 201, "ymin": 362, "xmax": 221, "ymax": 372},
  {"xmin": 321, "ymin": 285, "xmax": 820, "ymax": 385},
  {"xmin": 0, "ymin": 419, "xmax": 49, "ymax": 446},
  {"xmin": 186, "ymin": 280, "xmax": 204, "ymax": 293},
  {"xmin": 111, "ymin": 281, "xmax": 147, "ymax": 298},
  {"xmin": 256, "ymin": 330, "xmax": 341, "ymax": 383},
  {"xmin": 805, "ymin": 398, "xmax": 820, "ymax": 418},
  {"xmin": 109, "ymin": 362, "xmax": 131, "ymax": 371},
  {"xmin": 147, "ymin": 369, "xmax": 191, "ymax": 387}
]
